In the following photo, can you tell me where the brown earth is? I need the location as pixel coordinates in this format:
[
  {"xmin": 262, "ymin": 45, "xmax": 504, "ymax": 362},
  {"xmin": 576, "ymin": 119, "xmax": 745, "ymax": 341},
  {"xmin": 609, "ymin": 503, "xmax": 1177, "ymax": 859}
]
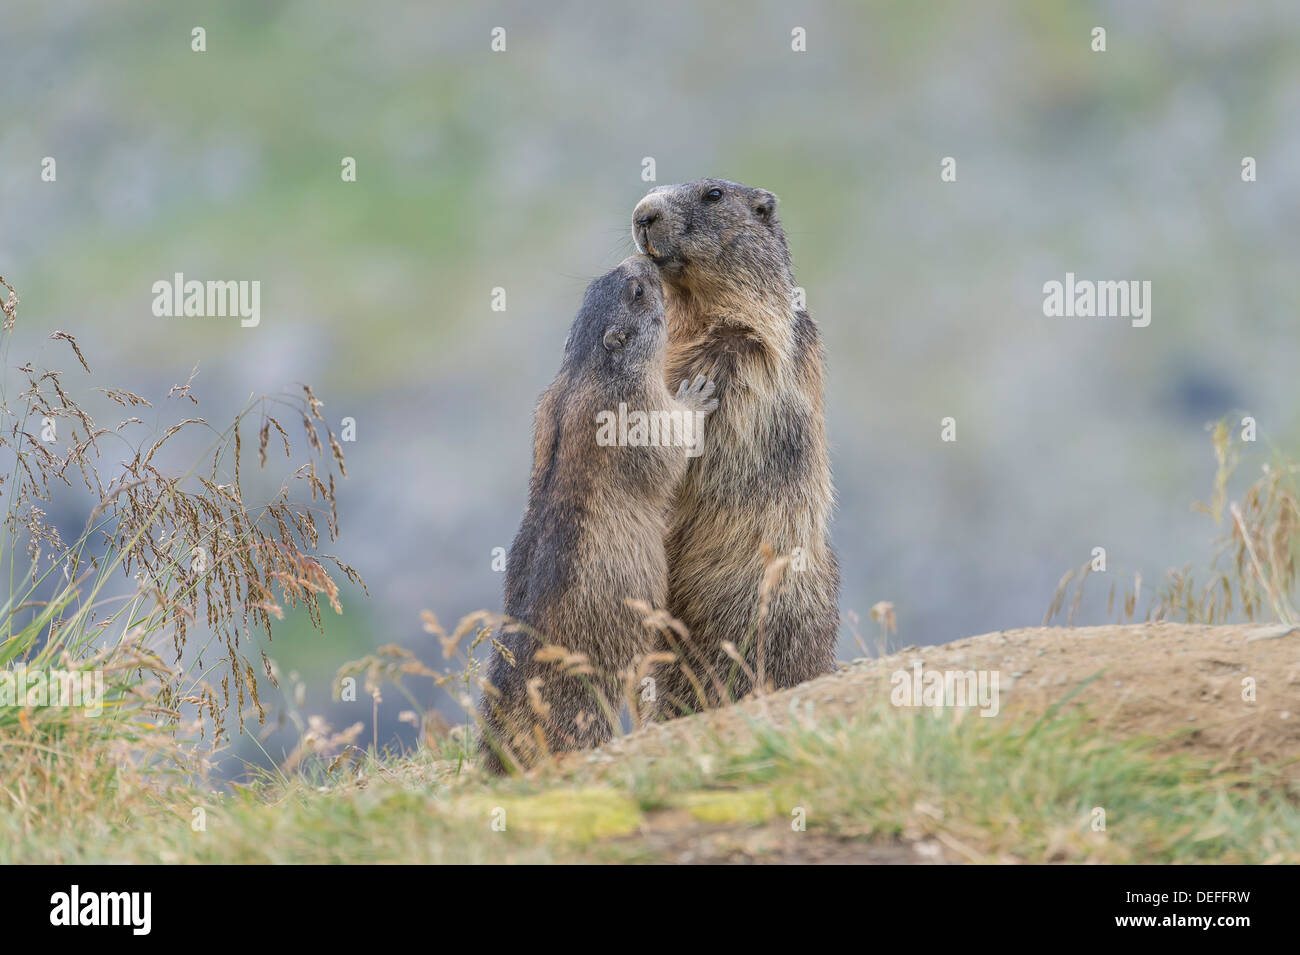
[
  {"xmin": 599, "ymin": 622, "xmax": 1300, "ymax": 773},
  {"xmin": 612, "ymin": 814, "xmax": 937, "ymax": 864}
]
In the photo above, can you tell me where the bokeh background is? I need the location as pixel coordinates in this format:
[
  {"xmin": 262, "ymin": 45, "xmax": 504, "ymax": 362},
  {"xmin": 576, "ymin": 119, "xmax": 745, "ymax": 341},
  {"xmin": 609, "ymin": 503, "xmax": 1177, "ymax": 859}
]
[{"xmin": 3, "ymin": 1, "xmax": 1297, "ymax": 772}]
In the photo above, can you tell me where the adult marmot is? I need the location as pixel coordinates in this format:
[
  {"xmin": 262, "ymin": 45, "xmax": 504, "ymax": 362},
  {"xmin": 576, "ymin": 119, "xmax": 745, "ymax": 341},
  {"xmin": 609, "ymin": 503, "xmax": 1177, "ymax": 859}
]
[
  {"xmin": 632, "ymin": 178, "xmax": 839, "ymax": 714},
  {"xmin": 479, "ymin": 254, "xmax": 718, "ymax": 773}
]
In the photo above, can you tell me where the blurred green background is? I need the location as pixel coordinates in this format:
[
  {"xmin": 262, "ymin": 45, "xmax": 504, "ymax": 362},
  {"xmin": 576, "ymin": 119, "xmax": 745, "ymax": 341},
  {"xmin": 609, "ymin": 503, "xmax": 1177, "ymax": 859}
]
[{"xmin": 2, "ymin": 1, "xmax": 1297, "ymax": 768}]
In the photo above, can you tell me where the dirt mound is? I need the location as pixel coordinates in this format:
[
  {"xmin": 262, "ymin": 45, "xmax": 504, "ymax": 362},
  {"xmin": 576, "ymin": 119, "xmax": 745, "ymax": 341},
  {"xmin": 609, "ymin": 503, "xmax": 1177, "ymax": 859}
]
[{"xmin": 603, "ymin": 623, "xmax": 1300, "ymax": 772}]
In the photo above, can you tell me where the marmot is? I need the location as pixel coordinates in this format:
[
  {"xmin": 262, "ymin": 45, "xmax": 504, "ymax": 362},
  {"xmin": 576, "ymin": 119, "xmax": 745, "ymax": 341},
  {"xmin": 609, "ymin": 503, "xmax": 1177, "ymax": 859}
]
[
  {"xmin": 631, "ymin": 178, "xmax": 839, "ymax": 714},
  {"xmin": 479, "ymin": 254, "xmax": 718, "ymax": 773}
]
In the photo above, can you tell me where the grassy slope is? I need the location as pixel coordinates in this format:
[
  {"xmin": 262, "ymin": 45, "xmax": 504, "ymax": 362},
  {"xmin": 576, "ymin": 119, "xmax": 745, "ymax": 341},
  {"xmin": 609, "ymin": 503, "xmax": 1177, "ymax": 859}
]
[{"xmin": 7, "ymin": 624, "xmax": 1299, "ymax": 865}]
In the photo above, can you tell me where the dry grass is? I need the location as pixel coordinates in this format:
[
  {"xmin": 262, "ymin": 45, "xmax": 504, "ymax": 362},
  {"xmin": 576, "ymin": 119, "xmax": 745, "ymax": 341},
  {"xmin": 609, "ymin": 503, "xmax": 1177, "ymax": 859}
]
[
  {"xmin": 1045, "ymin": 418, "xmax": 1300, "ymax": 628},
  {"xmin": 0, "ymin": 278, "xmax": 362, "ymax": 831},
  {"xmin": 334, "ymin": 539, "xmax": 819, "ymax": 775}
]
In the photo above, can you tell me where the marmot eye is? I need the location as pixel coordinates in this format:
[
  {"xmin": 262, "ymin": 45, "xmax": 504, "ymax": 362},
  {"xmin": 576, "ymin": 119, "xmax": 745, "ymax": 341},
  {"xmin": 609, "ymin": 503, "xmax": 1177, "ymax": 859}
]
[
  {"xmin": 634, "ymin": 282, "xmax": 644, "ymax": 299},
  {"xmin": 703, "ymin": 188, "xmax": 723, "ymax": 202}
]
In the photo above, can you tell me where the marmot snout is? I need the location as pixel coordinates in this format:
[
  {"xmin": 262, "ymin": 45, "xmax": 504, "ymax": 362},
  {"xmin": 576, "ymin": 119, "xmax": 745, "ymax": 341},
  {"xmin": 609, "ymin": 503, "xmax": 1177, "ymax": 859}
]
[{"xmin": 633, "ymin": 178, "xmax": 786, "ymax": 288}]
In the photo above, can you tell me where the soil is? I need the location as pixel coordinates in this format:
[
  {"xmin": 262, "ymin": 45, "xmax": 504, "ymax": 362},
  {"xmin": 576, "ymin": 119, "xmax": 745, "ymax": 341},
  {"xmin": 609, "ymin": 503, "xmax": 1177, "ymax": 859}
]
[{"xmin": 602, "ymin": 623, "xmax": 1300, "ymax": 771}]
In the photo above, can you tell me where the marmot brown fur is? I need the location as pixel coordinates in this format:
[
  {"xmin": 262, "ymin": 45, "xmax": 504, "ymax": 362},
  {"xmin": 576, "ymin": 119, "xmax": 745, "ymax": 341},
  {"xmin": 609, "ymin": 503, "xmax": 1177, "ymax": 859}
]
[
  {"xmin": 479, "ymin": 254, "xmax": 718, "ymax": 773},
  {"xmin": 632, "ymin": 178, "xmax": 839, "ymax": 714}
]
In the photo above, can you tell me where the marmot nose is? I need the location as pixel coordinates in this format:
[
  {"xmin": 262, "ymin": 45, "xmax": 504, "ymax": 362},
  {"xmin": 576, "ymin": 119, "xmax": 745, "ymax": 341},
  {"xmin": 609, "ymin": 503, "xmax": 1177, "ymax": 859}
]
[{"xmin": 634, "ymin": 210, "xmax": 659, "ymax": 228}]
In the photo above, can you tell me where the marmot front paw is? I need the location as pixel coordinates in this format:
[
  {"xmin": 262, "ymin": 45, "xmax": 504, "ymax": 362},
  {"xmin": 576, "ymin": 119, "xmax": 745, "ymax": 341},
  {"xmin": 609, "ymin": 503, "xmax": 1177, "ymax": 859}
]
[{"xmin": 676, "ymin": 374, "xmax": 719, "ymax": 416}]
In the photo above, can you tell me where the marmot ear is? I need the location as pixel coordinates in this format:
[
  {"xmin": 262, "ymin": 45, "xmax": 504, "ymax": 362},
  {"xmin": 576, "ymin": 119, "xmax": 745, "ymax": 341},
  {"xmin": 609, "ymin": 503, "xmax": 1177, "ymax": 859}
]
[
  {"xmin": 602, "ymin": 325, "xmax": 628, "ymax": 351},
  {"xmin": 751, "ymin": 190, "xmax": 778, "ymax": 222}
]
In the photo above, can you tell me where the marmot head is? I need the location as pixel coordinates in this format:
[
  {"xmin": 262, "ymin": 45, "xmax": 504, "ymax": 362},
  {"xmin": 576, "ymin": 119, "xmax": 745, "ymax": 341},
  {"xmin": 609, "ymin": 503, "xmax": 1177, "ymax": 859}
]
[
  {"xmin": 632, "ymin": 179, "xmax": 792, "ymax": 295},
  {"xmin": 561, "ymin": 254, "xmax": 666, "ymax": 380}
]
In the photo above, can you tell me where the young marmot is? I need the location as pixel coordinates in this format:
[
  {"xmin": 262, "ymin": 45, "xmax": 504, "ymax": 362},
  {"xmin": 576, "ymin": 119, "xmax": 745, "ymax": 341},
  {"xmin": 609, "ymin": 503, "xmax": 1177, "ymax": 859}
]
[
  {"xmin": 479, "ymin": 254, "xmax": 718, "ymax": 773},
  {"xmin": 631, "ymin": 178, "xmax": 840, "ymax": 714}
]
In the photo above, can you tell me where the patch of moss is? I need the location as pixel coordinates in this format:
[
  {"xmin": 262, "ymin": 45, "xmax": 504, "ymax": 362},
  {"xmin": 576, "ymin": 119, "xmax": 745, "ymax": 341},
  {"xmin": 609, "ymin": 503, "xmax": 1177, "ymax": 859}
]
[
  {"xmin": 461, "ymin": 787, "xmax": 643, "ymax": 841},
  {"xmin": 676, "ymin": 789, "xmax": 779, "ymax": 825}
]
